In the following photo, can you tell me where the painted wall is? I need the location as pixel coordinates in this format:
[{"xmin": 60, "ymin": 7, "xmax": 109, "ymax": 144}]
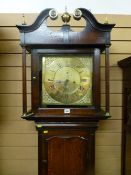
[{"xmin": 0, "ymin": 0, "xmax": 131, "ymax": 14}]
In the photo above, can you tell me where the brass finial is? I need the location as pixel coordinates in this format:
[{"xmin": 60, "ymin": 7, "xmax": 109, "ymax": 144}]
[
  {"xmin": 22, "ymin": 13, "xmax": 26, "ymax": 25},
  {"xmin": 73, "ymin": 8, "xmax": 82, "ymax": 20},
  {"xmin": 61, "ymin": 6, "xmax": 71, "ymax": 24},
  {"xmin": 49, "ymin": 9, "xmax": 58, "ymax": 20}
]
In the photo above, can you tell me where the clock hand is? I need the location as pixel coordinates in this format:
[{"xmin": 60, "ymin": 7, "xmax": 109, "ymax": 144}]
[{"xmin": 63, "ymin": 79, "xmax": 69, "ymax": 92}]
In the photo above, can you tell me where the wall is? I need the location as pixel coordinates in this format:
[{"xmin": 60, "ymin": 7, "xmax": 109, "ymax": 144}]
[
  {"xmin": 1, "ymin": 0, "xmax": 131, "ymax": 14},
  {"xmin": 0, "ymin": 13, "xmax": 130, "ymax": 175}
]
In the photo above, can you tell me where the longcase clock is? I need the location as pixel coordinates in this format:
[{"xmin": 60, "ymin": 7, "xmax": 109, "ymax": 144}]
[{"xmin": 17, "ymin": 8, "xmax": 115, "ymax": 175}]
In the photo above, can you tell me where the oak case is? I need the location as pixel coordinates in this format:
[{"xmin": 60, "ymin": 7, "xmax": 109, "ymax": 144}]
[{"xmin": 17, "ymin": 8, "xmax": 115, "ymax": 175}]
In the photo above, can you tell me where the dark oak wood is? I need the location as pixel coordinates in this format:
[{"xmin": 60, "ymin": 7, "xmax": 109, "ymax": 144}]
[
  {"xmin": 105, "ymin": 46, "xmax": 110, "ymax": 113},
  {"xmin": 17, "ymin": 7, "xmax": 115, "ymax": 118},
  {"xmin": 17, "ymin": 8, "xmax": 115, "ymax": 175},
  {"xmin": 22, "ymin": 46, "xmax": 27, "ymax": 114},
  {"xmin": 118, "ymin": 57, "xmax": 131, "ymax": 175},
  {"xmin": 38, "ymin": 125, "xmax": 96, "ymax": 175},
  {"xmin": 28, "ymin": 48, "xmax": 105, "ymax": 118},
  {"xmin": 93, "ymin": 48, "xmax": 101, "ymax": 109},
  {"xmin": 17, "ymin": 8, "xmax": 114, "ymax": 51},
  {"xmin": 47, "ymin": 136, "xmax": 88, "ymax": 175}
]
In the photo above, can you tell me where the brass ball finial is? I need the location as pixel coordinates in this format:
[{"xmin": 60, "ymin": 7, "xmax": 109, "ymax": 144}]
[
  {"xmin": 73, "ymin": 9, "xmax": 82, "ymax": 20},
  {"xmin": 49, "ymin": 9, "xmax": 58, "ymax": 20},
  {"xmin": 61, "ymin": 6, "xmax": 71, "ymax": 24}
]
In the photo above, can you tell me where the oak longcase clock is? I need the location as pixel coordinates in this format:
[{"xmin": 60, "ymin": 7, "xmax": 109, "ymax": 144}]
[{"xmin": 17, "ymin": 8, "xmax": 115, "ymax": 175}]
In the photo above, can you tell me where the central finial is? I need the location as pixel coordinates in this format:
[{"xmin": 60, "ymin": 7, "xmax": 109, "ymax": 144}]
[{"xmin": 61, "ymin": 6, "xmax": 71, "ymax": 24}]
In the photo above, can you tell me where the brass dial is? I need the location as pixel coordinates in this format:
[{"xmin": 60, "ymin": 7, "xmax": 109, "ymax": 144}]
[{"xmin": 42, "ymin": 56, "xmax": 92, "ymax": 106}]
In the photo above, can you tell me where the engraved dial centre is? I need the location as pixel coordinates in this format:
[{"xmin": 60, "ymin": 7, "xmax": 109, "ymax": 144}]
[{"xmin": 54, "ymin": 67, "xmax": 80, "ymax": 94}]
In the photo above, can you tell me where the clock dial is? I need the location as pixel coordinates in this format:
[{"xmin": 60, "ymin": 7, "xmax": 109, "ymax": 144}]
[{"xmin": 42, "ymin": 56, "xmax": 92, "ymax": 106}]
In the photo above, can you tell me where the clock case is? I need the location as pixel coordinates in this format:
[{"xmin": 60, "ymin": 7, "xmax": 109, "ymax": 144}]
[{"xmin": 17, "ymin": 8, "xmax": 115, "ymax": 122}]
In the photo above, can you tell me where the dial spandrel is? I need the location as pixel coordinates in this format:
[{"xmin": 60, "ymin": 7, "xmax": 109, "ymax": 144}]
[{"xmin": 42, "ymin": 56, "xmax": 92, "ymax": 106}]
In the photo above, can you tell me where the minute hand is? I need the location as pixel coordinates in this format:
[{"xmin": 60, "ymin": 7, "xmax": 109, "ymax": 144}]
[{"xmin": 63, "ymin": 79, "xmax": 69, "ymax": 92}]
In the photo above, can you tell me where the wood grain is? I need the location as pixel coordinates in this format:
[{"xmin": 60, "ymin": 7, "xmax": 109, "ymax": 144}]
[
  {"xmin": 96, "ymin": 146, "xmax": 121, "ymax": 158},
  {"xmin": 0, "ymin": 121, "xmax": 36, "ymax": 133},
  {"xmin": 0, "ymin": 80, "xmax": 121, "ymax": 94},
  {"xmin": 101, "ymin": 94, "xmax": 122, "ymax": 107},
  {"xmin": 0, "ymin": 106, "xmax": 122, "ymax": 121},
  {"xmin": 101, "ymin": 67, "xmax": 122, "ymax": 80},
  {"xmin": 1, "ymin": 26, "xmax": 131, "ymax": 41},
  {"xmin": 0, "ymin": 67, "xmax": 121, "ymax": 81},
  {"xmin": 98, "ymin": 120, "xmax": 122, "ymax": 132},
  {"xmin": 0, "ymin": 160, "xmax": 38, "ymax": 175},
  {"xmin": 0, "ymin": 41, "xmax": 21, "ymax": 53},
  {"xmin": 0, "ymin": 146, "xmax": 120, "ymax": 160},
  {"xmin": 111, "ymin": 28, "xmax": 131, "ymax": 41},
  {"xmin": 0, "ymin": 133, "xmax": 121, "ymax": 147},
  {"xmin": 0, "ymin": 27, "xmax": 19, "ymax": 39},
  {"xmin": 0, "ymin": 13, "xmax": 130, "ymax": 27},
  {"xmin": 96, "ymin": 158, "xmax": 121, "ymax": 171},
  {"xmin": 0, "ymin": 40, "xmax": 131, "ymax": 54},
  {"xmin": 96, "ymin": 14, "xmax": 131, "ymax": 27},
  {"xmin": 0, "ymin": 120, "xmax": 121, "ymax": 133},
  {"xmin": 0, "ymin": 94, "xmax": 31, "ymax": 107},
  {"xmin": 0, "ymin": 53, "xmax": 128, "ymax": 67},
  {"xmin": 110, "ymin": 41, "xmax": 131, "ymax": 53},
  {"xmin": 96, "ymin": 133, "xmax": 121, "ymax": 146},
  {"xmin": 0, "ymin": 133, "xmax": 38, "ymax": 146},
  {"xmin": 0, "ymin": 81, "xmax": 31, "ymax": 93},
  {"xmin": 101, "ymin": 54, "xmax": 131, "ymax": 67},
  {"xmin": 101, "ymin": 80, "xmax": 122, "ymax": 93},
  {"xmin": 95, "ymin": 170, "xmax": 121, "ymax": 175},
  {"xmin": 0, "ymin": 54, "xmax": 31, "ymax": 66},
  {"xmin": 110, "ymin": 107, "xmax": 122, "ymax": 119},
  {"xmin": 0, "ymin": 147, "xmax": 38, "ymax": 160},
  {"xmin": 0, "ymin": 107, "xmax": 23, "ymax": 121},
  {"xmin": 0, "ymin": 67, "xmax": 31, "ymax": 80}
]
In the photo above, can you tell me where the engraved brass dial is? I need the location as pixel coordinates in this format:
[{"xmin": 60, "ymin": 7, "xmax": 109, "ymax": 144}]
[{"xmin": 42, "ymin": 56, "xmax": 92, "ymax": 106}]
